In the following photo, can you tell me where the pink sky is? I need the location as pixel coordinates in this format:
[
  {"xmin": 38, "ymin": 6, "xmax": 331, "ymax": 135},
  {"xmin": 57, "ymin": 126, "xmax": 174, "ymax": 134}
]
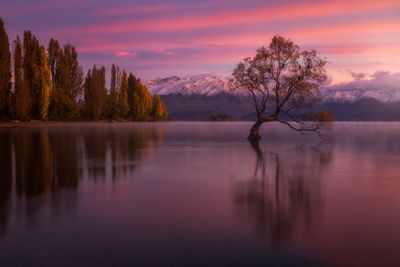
[{"xmin": 1, "ymin": 0, "xmax": 399, "ymax": 83}]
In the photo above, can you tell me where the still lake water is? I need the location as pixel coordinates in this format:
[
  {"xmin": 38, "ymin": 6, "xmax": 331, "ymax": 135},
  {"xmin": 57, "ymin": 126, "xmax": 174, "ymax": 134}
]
[{"xmin": 0, "ymin": 122, "xmax": 400, "ymax": 267}]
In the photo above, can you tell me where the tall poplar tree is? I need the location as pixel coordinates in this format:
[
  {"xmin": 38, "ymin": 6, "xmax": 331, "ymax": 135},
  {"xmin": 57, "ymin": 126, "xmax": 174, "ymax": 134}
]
[
  {"xmin": 127, "ymin": 74, "xmax": 152, "ymax": 120},
  {"xmin": 118, "ymin": 70, "xmax": 129, "ymax": 118},
  {"xmin": 151, "ymin": 94, "xmax": 167, "ymax": 120},
  {"xmin": 39, "ymin": 47, "xmax": 51, "ymax": 121},
  {"xmin": 57, "ymin": 44, "xmax": 83, "ymax": 100},
  {"xmin": 47, "ymin": 38, "xmax": 60, "ymax": 86},
  {"xmin": 48, "ymin": 41, "xmax": 83, "ymax": 120},
  {"xmin": 0, "ymin": 17, "xmax": 11, "ymax": 119},
  {"xmin": 84, "ymin": 65, "xmax": 106, "ymax": 120},
  {"xmin": 14, "ymin": 37, "xmax": 30, "ymax": 121},
  {"xmin": 23, "ymin": 31, "xmax": 41, "ymax": 119},
  {"xmin": 108, "ymin": 64, "xmax": 121, "ymax": 119}
]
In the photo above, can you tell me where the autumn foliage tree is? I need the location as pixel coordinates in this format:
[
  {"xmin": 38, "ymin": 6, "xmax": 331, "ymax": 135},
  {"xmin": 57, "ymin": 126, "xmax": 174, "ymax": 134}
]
[
  {"xmin": 105, "ymin": 65, "xmax": 131, "ymax": 120},
  {"xmin": 84, "ymin": 65, "xmax": 106, "ymax": 120},
  {"xmin": 0, "ymin": 18, "xmax": 11, "ymax": 119},
  {"xmin": 127, "ymin": 74, "xmax": 153, "ymax": 120},
  {"xmin": 13, "ymin": 37, "xmax": 30, "ymax": 120},
  {"xmin": 107, "ymin": 64, "xmax": 121, "ymax": 119},
  {"xmin": 38, "ymin": 47, "xmax": 51, "ymax": 121},
  {"xmin": 151, "ymin": 94, "xmax": 167, "ymax": 120},
  {"xmin": 48, "ymin": 40, "xmax": 83, "ymax": 120},
  {"xmin": 118, "ymin": 70, "xmax": 129, "ymax": 118},
  {"xmin": 233, "ymin": 35, "xmax": 332, "ymax": 142},
  {"xmin": 23, "ymin": 31, "xmax": 42, "ymax": 120},
  {"xmin": 0, "ymin": 16, "xmax": 167, "ymax": 122}
]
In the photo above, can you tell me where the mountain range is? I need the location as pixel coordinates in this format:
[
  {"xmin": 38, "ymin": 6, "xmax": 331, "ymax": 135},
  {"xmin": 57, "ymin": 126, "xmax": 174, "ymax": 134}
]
[{"xmin": 146, "ymin": 72, "xmax": 400, "ymax": 121}]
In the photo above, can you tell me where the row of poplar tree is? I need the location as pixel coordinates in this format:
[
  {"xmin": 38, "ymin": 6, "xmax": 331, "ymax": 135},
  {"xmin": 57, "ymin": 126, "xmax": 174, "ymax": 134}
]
[{"xmin": 0, "ymin": 17, "xmax": 167, "ymax": 121}]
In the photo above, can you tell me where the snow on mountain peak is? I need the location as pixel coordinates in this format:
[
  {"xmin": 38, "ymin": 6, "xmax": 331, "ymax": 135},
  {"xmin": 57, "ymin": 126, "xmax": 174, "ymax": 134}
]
[
  {"xmin": 146, "ymin": 72, "xmax": 400, "ymax": 103},
  {"xmin": 146, "ymin": 72, "xmax": 245, "ymax": 96}
]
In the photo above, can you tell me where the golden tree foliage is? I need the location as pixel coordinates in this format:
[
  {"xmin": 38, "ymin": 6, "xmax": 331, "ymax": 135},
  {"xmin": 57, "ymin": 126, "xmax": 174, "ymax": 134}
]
[
  {"xmin": 151, "ymin": 94, "xmax": 167, "ymax": 120},
  {"xmin": 0, "ymin": 17, "xmax": 11, "ymax": 119},
  {"xmin": 118, "ymin": 70, "xmax": 129, "ymax": 118},
  {"xmin": 14, "ymin": 37, "xmax": 30, "ymax": 121},
  {"xmin": 0, "ymin": 17, "xmax": 168, "ymax": 122},
  {"xmin": 39, "ymin": 47, "xmax": 51, "ymax": 121},
  {"xmin": 128, "ymin": 74, "xmax": 153, "ymax": 121}
]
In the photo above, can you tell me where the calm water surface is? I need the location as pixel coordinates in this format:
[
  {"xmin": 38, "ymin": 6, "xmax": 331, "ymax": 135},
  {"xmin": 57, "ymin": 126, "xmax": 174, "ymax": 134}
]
[{"xmin": 0, "ymin": 122, "xmax": 400, "ymax": 267}]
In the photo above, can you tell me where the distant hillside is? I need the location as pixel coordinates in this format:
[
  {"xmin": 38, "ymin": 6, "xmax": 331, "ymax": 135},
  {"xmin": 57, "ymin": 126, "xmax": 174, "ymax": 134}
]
[
  {"xmin": 324, "ymin": 97, "xmax": 400, "ymax": 121},
  {"xmin": 160, "ymin": 94, "xmax": 400, "ymax": 121},
  {"xmin": 160, "ymin": 93, "xmax": 254, "ymax": 121},
  {"xmin": 148, "ymin": 72, "xmax": 400, "ymax": 121}
]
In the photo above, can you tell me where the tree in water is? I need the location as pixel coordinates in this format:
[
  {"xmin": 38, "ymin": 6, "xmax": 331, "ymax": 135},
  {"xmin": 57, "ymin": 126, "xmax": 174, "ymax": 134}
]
[
  {"xmin": 233, "ymin": 35, "xmax": 332, "ymax": 142},
  {"xmin": 0, "ymin": 17, "xmax": 11, "ymax": 120}
]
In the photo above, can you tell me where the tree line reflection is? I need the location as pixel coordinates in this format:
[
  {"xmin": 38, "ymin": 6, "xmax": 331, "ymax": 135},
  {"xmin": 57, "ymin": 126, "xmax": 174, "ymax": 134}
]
[
  {"xmin": 0, "ymin": 125, "xmax": 164, "ymax": 237},
  {"xmin": 233, "ymin": 141, "xmax": 332, "ymax": 244}
]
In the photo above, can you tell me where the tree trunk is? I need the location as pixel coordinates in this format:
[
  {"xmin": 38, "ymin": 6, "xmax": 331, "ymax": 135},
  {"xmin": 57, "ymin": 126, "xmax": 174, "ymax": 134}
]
[{"xmin": 248, "ymin": 119, "xmax": 264, "ymax": 143}]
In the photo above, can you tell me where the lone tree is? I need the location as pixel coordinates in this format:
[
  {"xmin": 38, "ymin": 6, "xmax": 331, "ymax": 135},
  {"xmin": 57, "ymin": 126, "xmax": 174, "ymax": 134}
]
[{"xmin": 233, "ymin": 35, "xmax": 332, "ymax": 142}]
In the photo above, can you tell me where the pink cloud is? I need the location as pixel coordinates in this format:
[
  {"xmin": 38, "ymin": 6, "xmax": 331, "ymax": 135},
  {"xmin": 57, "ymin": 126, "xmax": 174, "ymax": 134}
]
[
  {"xmin": 88, "ymin": 4, "xmax": 171, "ymax": 17},
  {"xmin": 4, "ymin": 0, "xmax": 398, "ymax": 81},
  {"xmin": 61, "ymin": 0, "xmax": 400, "ymax": 35},
  {"xmin": 114, "ymin": 51, "xmax": 132, "ymax": 57}
]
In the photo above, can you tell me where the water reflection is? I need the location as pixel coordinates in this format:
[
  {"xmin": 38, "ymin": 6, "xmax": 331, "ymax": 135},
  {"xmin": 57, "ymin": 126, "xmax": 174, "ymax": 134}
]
[
  {"xmin": 1, "ymin": 122, "xmax": 400, "ymax": 267},
  {"xmin": 0, "ymin": 132, "xmax": 12, "ymax": 236},
  {"xmin": 0, "ymin": 124, "xmax": 164, "ymax": 237},
  {"xmin": 234, "ymin": 141, "xmax": 332, "ymax": 244},
  {"xmin": 83, "ymin": 126, "xmax": 164, "ymax": 181},
  {"xmin": 15, "ymin": 129, "xmax": 53, "ymax": 198}
]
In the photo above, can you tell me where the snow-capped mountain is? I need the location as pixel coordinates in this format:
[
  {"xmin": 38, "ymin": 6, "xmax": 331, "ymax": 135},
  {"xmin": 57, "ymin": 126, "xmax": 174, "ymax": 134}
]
[
  {"xmin": 146, "ymin": 72, "xmax": 400, "ymax": 103},
  {"xmin": 323, "ymin": 86, "xmax": 400, "ymax": 103},
  {"xmin": 146, "ymin": 72, "xmax": 243, "ymax": 96},
  {"xmin": 146, "ymin": 72, "xmax": 400, "ymax": 121}
]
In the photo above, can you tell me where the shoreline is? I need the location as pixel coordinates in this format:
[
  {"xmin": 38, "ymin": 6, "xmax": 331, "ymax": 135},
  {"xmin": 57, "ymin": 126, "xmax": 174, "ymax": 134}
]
[
  {"xmin": 1, "ymin": 120, "xmax": 400, "ymax": 128},
  {"xmin": 0, "ymin": 120, "xmax": 167, "ymax": 128}
]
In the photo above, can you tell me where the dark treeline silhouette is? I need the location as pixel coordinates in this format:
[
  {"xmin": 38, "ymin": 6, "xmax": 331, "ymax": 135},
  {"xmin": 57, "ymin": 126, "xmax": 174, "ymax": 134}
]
[{"xmin": 0, "ymin": 17, "xmax": 166, "ymax": 121}]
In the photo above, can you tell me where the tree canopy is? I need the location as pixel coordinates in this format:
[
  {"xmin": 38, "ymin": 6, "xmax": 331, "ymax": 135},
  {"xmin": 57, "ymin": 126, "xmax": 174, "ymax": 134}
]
[
  {"xmin": 0, "ymin": 17, "xmax": 11, "ymax": 119},
  {"xmin": 233, "ymin": 35, "xmax": 332, "ymax": 141}
]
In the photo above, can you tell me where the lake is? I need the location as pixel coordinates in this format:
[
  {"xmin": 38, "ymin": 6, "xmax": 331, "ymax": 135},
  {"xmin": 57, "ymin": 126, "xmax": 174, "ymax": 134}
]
[{"xmin": 0, "ymin": 122, "xmax": 400, "ymax": 267}]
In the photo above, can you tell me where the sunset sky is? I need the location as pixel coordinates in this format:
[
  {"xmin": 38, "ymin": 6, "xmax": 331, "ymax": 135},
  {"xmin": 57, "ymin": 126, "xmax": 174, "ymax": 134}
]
[{"xmin": 1, "ymin": 0, "xmax": 399, "ymax": 83}]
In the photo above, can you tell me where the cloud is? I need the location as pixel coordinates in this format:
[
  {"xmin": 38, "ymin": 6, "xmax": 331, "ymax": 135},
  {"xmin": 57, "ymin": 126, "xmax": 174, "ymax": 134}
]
[
  {"xmin": 327, "ymin": 71, "xmax": 400, "ymax": 92},
  {"xmin": 88, "ymin": 4, "xmax": 170, "ymax": 17},
  {"xmin": 371, "ymin": 70, "xmax": 392, "ymax": 80},
  {"xmin": 58, "ymin": 1, "xmax": 400, "ymax": 35},
  {"xmin": 349, "ymin": 71, "xmax": 367, "ymax": 81},
  {"xmin": 2, "ymin": 0, "xmax": 400, "ymax": 80},
  {"xmin": 114, "ymin": 51, "xmax": 133, "ymax": 58}
]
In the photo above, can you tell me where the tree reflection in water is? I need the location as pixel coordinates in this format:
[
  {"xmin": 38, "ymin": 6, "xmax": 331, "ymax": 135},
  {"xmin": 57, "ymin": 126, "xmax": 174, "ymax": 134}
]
[
  {"xmin": 0, "ymin": 124, "xmax": 164, "ymax": 237},
  {"xmin": 0, "ymin": 132, "xmax": 12, "ymax": 237},
  {"xmin": 233, "ymin": 141, "xmax": 332, "ymax": 244}
]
